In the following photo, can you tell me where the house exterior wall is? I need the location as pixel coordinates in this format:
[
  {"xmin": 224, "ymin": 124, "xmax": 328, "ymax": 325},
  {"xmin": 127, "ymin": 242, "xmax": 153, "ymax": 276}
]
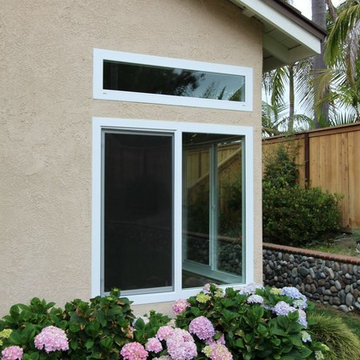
[{"xmin": 0, "ymin": 0, "xmax": 263, "ymax": 315}]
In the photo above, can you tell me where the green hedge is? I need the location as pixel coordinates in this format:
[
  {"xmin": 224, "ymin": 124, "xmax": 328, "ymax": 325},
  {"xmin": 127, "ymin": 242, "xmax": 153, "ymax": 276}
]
[{"xmin": 263, "ymin": 145, "xmax": 341, "ymax": 246}]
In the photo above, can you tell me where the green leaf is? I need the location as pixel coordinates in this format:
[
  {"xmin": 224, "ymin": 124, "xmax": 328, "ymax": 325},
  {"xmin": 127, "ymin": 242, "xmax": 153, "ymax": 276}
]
[
  {"xmin": 256, "ymin": 324, "xmax": 269, "ymax": 337},
  {"xmin": 100, "ymin": 337, "xmax": 113, "ymax": 350},
  {"xmin": 290, "ymin": 336, "xmax": 302, "ymax": 347},
  {"xmin": 234, "ymin": 338, "xmax": 244, "ymax": 348},
  {"xmin": 85, "ymin": 339, "xmax": 94, "ymax": 350},
  {"xmin": 9, "ymin": 331, "xmax": 23, "ymax": 346},
  {"xmin": 190, "ymin": 307, "xmax": 201, "ymax": 317}
]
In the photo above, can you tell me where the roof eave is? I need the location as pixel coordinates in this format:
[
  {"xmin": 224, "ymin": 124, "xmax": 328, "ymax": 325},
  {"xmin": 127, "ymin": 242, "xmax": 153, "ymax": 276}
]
[{"xmin": 229, "ymin": 0, "xmax": 326, "ymax": 71}]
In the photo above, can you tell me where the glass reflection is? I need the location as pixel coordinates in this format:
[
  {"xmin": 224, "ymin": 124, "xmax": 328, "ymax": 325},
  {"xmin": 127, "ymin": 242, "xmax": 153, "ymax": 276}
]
[{"xmin": 103, "ymin": 61, "xmax": 245, "ymax": 102}]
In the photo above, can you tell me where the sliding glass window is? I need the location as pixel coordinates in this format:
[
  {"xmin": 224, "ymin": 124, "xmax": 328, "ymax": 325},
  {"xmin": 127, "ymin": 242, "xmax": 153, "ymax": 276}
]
[
  {"xmin": 182, "ymin": 133, "xmax": 245, "ymax": 288},
  {"xmin": 93, "ymin": 119, "xmax": 252, "ymax": 303},
  {"xmin": 103, "ymin": 131, "xmax": 173, "ymax": 295}
]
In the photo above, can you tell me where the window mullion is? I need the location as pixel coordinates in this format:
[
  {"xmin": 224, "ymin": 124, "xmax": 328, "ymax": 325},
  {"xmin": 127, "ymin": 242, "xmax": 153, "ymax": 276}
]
[
  {"xmin": 209, "ymin": 144, "xmax": 218, "ymax": 272},
  {"xmin": 174, "ymin": 129, "xmax": 183, "ymax": 295}
]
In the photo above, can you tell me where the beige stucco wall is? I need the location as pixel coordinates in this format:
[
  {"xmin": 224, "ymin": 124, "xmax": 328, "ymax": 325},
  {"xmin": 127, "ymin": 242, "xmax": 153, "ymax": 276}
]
[{"xmin": 0, "ymin": 0, "xmax": 263, "ymax": 316}]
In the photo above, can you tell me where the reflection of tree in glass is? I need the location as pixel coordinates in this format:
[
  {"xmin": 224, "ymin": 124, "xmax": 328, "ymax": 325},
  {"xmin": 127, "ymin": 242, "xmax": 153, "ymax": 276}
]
[
  {"xmin": 103, "ymin": 61, "xmax": 202, "ymax": 97},
  {"xmin": 103, "ymin": 61, "xmax": 245, "ymax": 102},
  {"xmin": 169, "ymin": 70, "xmax": 204, "ymax": 96},
  {"xmin": 219, "ymin": 175, "xmax": 242, "ymax": 237},
  {"xmin": 229, "ymin": 87, "xmax": 244, "ymax": 102}
]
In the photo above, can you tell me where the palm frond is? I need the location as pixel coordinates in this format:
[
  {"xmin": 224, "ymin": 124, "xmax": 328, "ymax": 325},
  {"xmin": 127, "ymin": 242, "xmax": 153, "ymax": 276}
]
[{"xmin": 325, "ymin": 4, "xmax": 360, "ymax": 66}]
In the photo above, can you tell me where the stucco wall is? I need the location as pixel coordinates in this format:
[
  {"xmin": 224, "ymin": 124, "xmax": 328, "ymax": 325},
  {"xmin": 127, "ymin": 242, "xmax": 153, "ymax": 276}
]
[{"xmin": 0, "ymin": 0, "xmax": 263, "ymax": 315}]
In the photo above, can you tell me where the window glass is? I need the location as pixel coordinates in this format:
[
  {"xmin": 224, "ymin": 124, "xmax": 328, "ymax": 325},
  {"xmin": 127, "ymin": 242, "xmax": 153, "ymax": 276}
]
[
  {"xmin": 217, "ymin": 142, "xmax": 243, "ymax": 276},
  {"xmin": 182, "ymin": 133, "xmax": 244, "ymax": 288},
  {"xmin": 103, "ymin": 132, "xmax": 173, "ymax": 293},
  {"xmin": 103, "ymin": 61, "xmax": 245, "ymax": 102}
]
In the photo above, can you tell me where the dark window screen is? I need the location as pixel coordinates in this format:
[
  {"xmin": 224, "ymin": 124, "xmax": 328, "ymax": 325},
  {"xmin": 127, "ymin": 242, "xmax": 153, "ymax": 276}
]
[
  {"xmin": 103, "ymin": 61, "xmax": 245, "ymax": 102},
  {"xmin": 104, "ymin": 132, "xmax": 173, "ymax": 292}
]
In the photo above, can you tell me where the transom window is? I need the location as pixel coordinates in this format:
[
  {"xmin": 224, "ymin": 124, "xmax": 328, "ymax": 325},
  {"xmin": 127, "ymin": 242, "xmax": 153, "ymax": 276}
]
[
  {"xmin": 93, "ymin": 49, "xmax": 253, "ymax": 111},
  {"xmin": 92, "ymin": 119, "xmax": 254, "ymax": 304}
]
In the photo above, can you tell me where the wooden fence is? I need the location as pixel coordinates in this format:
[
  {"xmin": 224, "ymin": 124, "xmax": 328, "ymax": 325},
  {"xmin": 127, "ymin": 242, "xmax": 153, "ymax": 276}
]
[{"xmin": 263, "ymin": 123, "xmax": 360, "ymax": 230}]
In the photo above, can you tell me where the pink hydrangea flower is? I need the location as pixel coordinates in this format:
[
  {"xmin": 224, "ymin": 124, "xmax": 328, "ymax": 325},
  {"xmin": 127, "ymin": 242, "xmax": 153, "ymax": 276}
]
[
  {"xmin": 189, "ymin": 316, "xmax": 215, "ymax": 340},
  {"xmin": 34, "ymin": 326, "xmax": 69, "ymax": 353},
  {"xmin": 203, "ymin": 343, "xmax": 233, "ymax": 360},
  {"xmin": 120, "ymin": 342, "xmax": 148, "ymax": 360},
  {"xmin": 203, "ymin": 284, "xmax": 211, "ymax": 294},
  {"xmin": 1, "ymin": 346, "xmax": 23, "ymax": 360},
  {"xmin": 166, "ymin": 328, "xmax": 197, "ymax": 360},
  {"xmin": 145, "ymin": 337, "xmax": 163, "ymax": 353},
  {"xmin": 156, "ymin": 326, "xmax": 175, "ymax": 341},
  {"xmin": 172, "ymin": 299, "xmax": 190, "ymax": 315}
]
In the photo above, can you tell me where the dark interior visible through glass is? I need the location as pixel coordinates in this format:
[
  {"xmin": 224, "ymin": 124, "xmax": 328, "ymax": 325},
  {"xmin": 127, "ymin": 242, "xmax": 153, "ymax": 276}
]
[
  {"xmin": 103, "ymin": 60, "xmax": 245, "ymax": 102},
  {"xmin": 104, "ymin": 132, "xmax": 173, "ymax": 292}
]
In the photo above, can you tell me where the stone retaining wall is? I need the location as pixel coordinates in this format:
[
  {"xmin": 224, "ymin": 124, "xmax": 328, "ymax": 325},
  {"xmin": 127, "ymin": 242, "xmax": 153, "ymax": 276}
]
[{"xmin": 263, "ymin": 243, "xmax": 360, "ymax": 312}]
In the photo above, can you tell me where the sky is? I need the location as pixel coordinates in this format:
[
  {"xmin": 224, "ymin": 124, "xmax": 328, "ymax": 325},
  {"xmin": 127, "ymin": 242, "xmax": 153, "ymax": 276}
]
[
  {"xmin": 292, "ymin": 0, "xmax": 343, "ymax": 19},
  {"xmin": 264, "ymin": 0, "xmax": 345, "ymax": 124}
]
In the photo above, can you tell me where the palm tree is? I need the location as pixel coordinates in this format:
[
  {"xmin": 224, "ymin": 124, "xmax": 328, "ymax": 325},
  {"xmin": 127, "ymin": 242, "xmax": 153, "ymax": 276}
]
[
  {"xmin": 262, "ymin": 59, "xmax": 313, "ymax": 133},
  {"xmin": 323, "ymin": 1, "xmax": 360, "ymax": 121},
  {"xmin": 312, "ymin": 0, "xmax": 329, "ymax": 127}
]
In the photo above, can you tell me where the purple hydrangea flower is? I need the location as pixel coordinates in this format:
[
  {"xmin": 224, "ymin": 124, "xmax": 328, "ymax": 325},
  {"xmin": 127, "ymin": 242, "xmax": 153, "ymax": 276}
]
[
  {"xmin": 239, "ymin": 283, "xmax": 264, "ymax": 295},
  {"xmin": 189, "ymin": 316, "xmax": 215, "ymax": 340},
  {"xmin": 272, "ymin": 301, "xmax": 296, "ymax": 316},
  {"xmin": 166, "ymin": 328, "xmax": 197, "ymax": 360},
  {"xmin": 281, "ymin": 287, "xmax": 307, "ymax": 304},
  {"xmin": 1, "ymin": 346, "xmax": 23, "ymax": 360},
  {"xmin": 145, "ymin": 337, "xmax": 163, "ymax": 353},
  {"xmin": 247, "ymin": 295, "xmax": 264, "ymax": 304},
  {"xmin": 156, "ymin": 326, "xmax": 175, "ymax": 341},
  {"xmin": 298, "ymin": 309, "xmax": 308, "ymax": 327},
  {"xmin": 293, "ymin": 298, "xmax": 308, "ymax": 310},
  {"xmin": 34, "ymin": 326, "xmax": 69, "ymax": 353},
  {"xmin": 120, "ymin": 342, "xmax": 148, "ymax": 360},
  {"xmin": 202, "ymin": 343, "xmax": 233, "ymax": 360},
  {"xmin": 172, "ymin": 299, "xmax": 190, "ymax": 315},
  {"xmin": 203, "ymin": 284, "xmax": 211, "ymax": 294}
]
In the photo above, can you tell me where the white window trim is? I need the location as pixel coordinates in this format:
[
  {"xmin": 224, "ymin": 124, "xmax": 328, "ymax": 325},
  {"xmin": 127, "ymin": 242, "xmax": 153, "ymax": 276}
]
[
  {"xmin": 93, "ymin": 49, "xmax": 253, "ymax": 112},
  {"xmin": 92, "ymin": 118, "xmax": 254, "ymax": 305}
]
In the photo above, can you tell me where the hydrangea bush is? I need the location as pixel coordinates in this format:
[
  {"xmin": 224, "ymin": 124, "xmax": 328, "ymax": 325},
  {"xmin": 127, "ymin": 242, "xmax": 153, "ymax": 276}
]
[
  {"xmin": 0, "ymin": 285, "xmax": 328, "ymax": 360},
  {"xmin": 175, "ymin": 284, "xmax": 328, "ymax": 360}
]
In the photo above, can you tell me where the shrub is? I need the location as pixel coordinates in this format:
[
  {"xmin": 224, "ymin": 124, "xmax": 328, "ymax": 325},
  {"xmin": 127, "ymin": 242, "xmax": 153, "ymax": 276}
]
[
  {"xmin": 308, "ymin": 311, "xmax": 360, "ymax": 360},
  {"xmin": 175, "ymin": 284, "xmax": 327, "ymax": 360},
  {"xmin": 263, "ymin": 144, "xmax": 341, "ymax": 246},
  {"xmin": 263, "ymin": 183, "xmax": 341, "ymax": 246},
  {"xmin": 0, "ymin": 297, "xmax": 64, "ymax": 359},
  {"xmin": 62, "ymin": 288, "xmax": 136, "ymax": 359},
  {"xmin": 263, "ymin": 144, "xmax": 299, "ymax": 188},
  {"xmin": 0, "ymin": 286, "xmax": 330, "ymax": 359}
]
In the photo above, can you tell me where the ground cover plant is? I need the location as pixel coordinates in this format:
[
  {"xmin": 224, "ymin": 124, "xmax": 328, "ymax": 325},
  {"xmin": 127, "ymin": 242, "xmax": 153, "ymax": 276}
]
[
  {"xmin": 307, "ymin": 305, "xmax": 360, "ymax": 360},
  {"xmin": 0, "ymin": 284, "xmax": 332, "ymax": 360}
]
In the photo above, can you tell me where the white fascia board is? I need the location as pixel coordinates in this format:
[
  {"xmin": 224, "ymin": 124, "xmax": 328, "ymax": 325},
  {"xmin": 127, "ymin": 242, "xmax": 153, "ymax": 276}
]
[{"xmin": 230, "ymin": 0, "xmax": 321, "ymax": 55}]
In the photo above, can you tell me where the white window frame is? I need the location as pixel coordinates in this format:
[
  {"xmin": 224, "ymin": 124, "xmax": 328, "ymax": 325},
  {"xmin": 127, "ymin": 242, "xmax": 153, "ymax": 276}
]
[
  {"xmin": 93, "ymin": 49, "xmax": 253, "ymax": 111},
  {"xmin": 92, "ymin": 118, "xmax": 254, "ymax": 305}
]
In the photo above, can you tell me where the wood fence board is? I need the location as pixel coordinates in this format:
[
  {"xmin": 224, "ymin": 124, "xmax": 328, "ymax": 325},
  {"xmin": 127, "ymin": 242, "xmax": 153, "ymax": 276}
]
[
  {"xmin": 263, "ymin": 124, "xmax": 360, "ymax": 230},
  {"xmin": 309, "ymin": 136, "xmax": 320, "ymax": 187},
  {"xmin": 348, "ymin": 131, "xmax": 360, "ymax": 228}
]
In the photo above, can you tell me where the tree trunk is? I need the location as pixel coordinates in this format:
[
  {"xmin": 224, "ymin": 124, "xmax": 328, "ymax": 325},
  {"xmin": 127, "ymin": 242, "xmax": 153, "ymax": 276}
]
[
  {"xmin": 312, "ymin": 0, "xmax": 329, "ymax": 128},
  {"xmin": 288, "ymin": 65, "xmax": 295, "ymax": 132}
]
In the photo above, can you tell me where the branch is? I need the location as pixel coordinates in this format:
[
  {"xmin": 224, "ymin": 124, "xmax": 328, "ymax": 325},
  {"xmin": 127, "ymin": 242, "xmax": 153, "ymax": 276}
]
[{"xmin": 326, "ymin": 0, "xmax": 338, "ymax": 22}]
